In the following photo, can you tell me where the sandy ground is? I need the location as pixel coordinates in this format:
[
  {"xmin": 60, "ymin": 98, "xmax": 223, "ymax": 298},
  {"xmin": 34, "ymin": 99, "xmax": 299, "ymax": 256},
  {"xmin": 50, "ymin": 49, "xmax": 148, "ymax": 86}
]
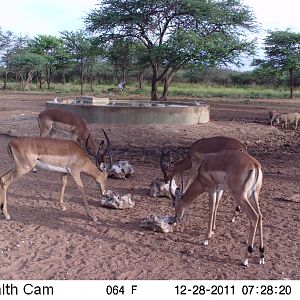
[{"xmin": 0, "ymin": 92, "xmax": 299, "ymax": 280}]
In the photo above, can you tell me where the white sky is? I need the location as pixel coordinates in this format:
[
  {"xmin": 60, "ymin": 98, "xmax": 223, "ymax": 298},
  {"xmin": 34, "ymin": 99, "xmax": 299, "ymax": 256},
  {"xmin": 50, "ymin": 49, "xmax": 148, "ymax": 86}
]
[
  {"xmin": 0, "ymin": 0, "xmax": 99, "ymax": 37},
  {"xmin": 1, "ymin": 0, "xmax": 299, "ymax": 37},
  {"xmin": 0, "ymin": 0, "xmax": 299, "ymax": 69}
]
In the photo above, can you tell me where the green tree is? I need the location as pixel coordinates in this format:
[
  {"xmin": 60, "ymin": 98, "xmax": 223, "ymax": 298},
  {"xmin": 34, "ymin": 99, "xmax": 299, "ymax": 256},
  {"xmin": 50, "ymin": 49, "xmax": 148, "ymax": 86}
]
[
  {"xmin": 1, "ymin": 35, "xmax": 31, "ymax": 89},
  {"xmin": 29, "ymin": 35, "xmax": 63, "ymax": 89},
  {"xmin": 106, "ymin": 39, "xmax": 134, "ymax": 83},
  {"xmin": 61, "ymin": 30, "xmax": 100, "ymax": 95},
  {"xmin": 0, "ymin": 27, "xmax": 14, "ymax": 88},
  {"xmin": 7, "ymin": 52, "xmax": 47, "ymax": 90},
  {"xmin": 252, "ymin": 30, "xmax": 300, "ymax": 98},
  {"xmin": 85, "ymin": 0, "xmax": 257, "ymax": 100}
]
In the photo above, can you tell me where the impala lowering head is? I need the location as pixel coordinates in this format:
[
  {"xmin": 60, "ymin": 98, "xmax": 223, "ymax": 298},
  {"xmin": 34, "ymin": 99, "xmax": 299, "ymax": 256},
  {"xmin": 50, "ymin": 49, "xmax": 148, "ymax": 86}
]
[
  {"xmin": 169, "ymin": 174, "xmax": 184, "ymax": 208},
  {"xmin": 86, "ymin": 129, "xmax": 112, "ymax": 168}
]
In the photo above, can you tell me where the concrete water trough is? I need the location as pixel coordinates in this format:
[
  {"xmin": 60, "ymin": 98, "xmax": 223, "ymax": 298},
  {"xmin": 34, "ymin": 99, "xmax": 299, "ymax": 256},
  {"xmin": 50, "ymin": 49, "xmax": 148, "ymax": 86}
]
[{"xmin": 46, "ymin": 97, "xmax": 210, "ymax": 125}]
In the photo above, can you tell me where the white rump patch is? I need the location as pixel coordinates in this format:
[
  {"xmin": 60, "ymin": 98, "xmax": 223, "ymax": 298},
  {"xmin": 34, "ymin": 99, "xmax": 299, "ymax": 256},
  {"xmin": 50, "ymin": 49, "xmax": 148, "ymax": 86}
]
[{"xmin": 36, "ymin": 160, "xmax": 69, "ymax": 174}]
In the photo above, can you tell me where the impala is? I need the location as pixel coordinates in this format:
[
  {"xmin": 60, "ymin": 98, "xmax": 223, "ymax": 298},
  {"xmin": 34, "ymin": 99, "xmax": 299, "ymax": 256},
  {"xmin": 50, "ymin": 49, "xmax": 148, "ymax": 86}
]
[
  {"xmin": 160, "ymin": 136, "xmax": 246, "ymax": 184},
  {"xmin": 169, "ymin": 150, "xmax": 264, "ymax": 267},
  {"xmin": 161, "ymin": 136, "xmax": 246, "ymax": 220},
  {"xmin": 38, "ymin": 108, "xmax": 112, "ymax": 167},
  {"xmin": 0, "ymin": 136, "xmax": 107, "ymax": 221}
]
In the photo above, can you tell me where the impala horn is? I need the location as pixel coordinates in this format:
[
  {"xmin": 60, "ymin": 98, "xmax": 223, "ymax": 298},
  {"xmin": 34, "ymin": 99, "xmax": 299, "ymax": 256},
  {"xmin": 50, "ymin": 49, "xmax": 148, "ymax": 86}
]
[
  {"xmin": 99, "ymin": 128, "xmax": 112, "ymax": 168},
  {"xmin": 85, "ymin": 134, "xmax": 94, "ymax": 156},
  {"xmin": 160, "ymin": 147, "xmax": 171, "ymax": 182}
]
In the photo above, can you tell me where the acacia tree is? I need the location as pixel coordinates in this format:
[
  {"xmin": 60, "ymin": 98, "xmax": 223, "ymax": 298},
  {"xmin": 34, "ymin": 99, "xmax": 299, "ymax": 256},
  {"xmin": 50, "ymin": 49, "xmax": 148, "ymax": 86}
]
[
  {"xmin": 61, "ymin": 30, "xmax": 100, "ymax": 95},
  {"xmin": 0, "ymin": 27, "xmax": 14, "ymax": 88},
  {"xmin": 7, "ymin": 52, "xmax": 47, "ymax": 90},
  {"xmin": 85, "ymin": 0, "xmax": 257, "ymax": 100},
  {"xmin": 28, "ymin": 35, "xmax": 63, "ymax": 89},
  {"xmin": 105, "ymin": 39, "xmax": 134, "ymax": 83},
  {"xmin": 252, "ymin": 30, "xmax": 300, "ymax": 98}
]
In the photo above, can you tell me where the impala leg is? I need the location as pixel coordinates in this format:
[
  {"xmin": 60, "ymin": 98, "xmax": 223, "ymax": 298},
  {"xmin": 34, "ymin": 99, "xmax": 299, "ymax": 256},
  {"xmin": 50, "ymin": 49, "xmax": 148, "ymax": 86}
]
[
  {"xmin": 59, "ymin": 173, "xmax": 68, "ymax": 211},
  {"xmin": 212, "ymin": 190, "xmax": 223, "ymax": 231},
  {"xmin": 250, "ymin": 190, "xmax": 265, "ymax": 265},
  {"xmin": 240, "ymin": 194, "xmax": 260, "ymax": 267},
  {"xmin": 97, "ymin": 172, "xmax": 107, "ymax": 196},
  {"xmin": 72, "ymin": 173, "xmax": 97, "ymax": 222},
  {"xmin": 258, "ymin": 214, "xmax": 265, "ymax": 265},
  {"xmin": 0, "ymin": 171, "xmax": 13, "ymax": 220},
  {"xmin": 0, "ymin": 167, "xmax": 32, "ymax": 220},
  {"xmin": 231, "ymin": 205, "xmax": 242, "ymax": 223},
  {"xmin": 204, "ymin": 190, "xmax": 217, "ymax": 245}
]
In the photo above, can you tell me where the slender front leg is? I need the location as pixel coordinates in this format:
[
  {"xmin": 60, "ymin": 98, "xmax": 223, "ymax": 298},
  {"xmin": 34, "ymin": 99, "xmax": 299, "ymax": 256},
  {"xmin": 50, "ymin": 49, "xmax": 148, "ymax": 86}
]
[
  {"xmin": 72, "ymin": 173, "xmax": 97, "ymax": 222},
  {"xmin": 59, "ymin": 174, "xmax": 68, "ymax": 211},
  {"xmin": 204, "ymin": 190, "xmax": 217, "ymax": 245},
  {"xmin": 241, "ymin": 195, "xmax": 259, "ymax": 267},
  {"xmin": 231, "ymin": 205, "xmax": 242, "ymax": 223},
  {"xmin": 0, "ymin": 176, "xmax": 11, "ymax": 220},
  {"xmin": 212, "ymin": 190, "xmax": 223, "ymax": 231}
]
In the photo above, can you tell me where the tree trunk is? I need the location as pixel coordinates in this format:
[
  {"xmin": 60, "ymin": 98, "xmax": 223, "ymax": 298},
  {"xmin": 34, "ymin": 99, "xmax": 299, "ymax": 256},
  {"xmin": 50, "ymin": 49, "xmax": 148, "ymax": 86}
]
[
  {"xmin": 138, "ymin": 72, "xmax": 144, "ymax": 89},
  {"xmin": 46, "ymin": 64, "xmax": 51, "ymax": 90},
  {"xmin": 3, "ymin": 71, "xmax": 8, "ymax": 89},
  {"xmin": 160, "ymin": 71, "xmax": 175, "ymax": 101},
  {"xmin": 37, "ymin": 72, "xmax": 43, "ymax": 90},
  {"xmin": 289, "ymin": 68, "xmax": 294, "ymax": 98},
  {"xmin": 151, "ymin": 65, "xmax": 159, "ymax": 100},
  {"xmin": 80, "ymin": 59, "xmax": 84, "ymax": 95}
]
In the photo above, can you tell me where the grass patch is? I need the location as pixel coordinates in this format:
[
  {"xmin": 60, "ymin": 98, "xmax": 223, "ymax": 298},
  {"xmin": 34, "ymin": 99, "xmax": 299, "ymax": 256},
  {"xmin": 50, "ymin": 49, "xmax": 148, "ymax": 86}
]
[{"xmin": 2, "ymin": 81, "xmax": 299, "ymax": 99}]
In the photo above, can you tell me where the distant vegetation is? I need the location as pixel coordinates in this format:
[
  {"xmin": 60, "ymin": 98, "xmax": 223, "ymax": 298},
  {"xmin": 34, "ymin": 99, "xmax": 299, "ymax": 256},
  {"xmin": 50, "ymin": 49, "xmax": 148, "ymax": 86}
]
[
  {"xmin": 2, "ymin": 80, "xmax": 299, "ymax": 100},
  {"xmin": 1, "ymin": 0, "xmax": 300, "ymax": 100}
]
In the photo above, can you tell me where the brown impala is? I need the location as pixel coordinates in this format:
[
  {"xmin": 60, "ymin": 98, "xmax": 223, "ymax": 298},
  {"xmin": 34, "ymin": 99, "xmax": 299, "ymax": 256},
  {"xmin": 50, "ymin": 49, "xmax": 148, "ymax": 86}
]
[
  {"xmin": 38, "ymin": 108, "xmax": 112, "ymax": 168},
  {"xmin": 0, "ymin": 137, "xmax": 107, "ymax": 221},
  {"xmin": 169, "ymin": 150, "xmax": 264, "ymax": 267}
]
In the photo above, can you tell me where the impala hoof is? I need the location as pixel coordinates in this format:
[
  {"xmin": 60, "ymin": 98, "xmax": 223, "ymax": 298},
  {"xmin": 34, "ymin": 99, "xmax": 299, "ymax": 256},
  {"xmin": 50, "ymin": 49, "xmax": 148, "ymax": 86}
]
[
  {"xmin": 242, "ymin": 258, "xmax": 249, "ymax": 267},
  {"xmin": 5, "ymin": 215, "xmax": 11, "ymax": 221},
  {"xmin": 259, "ymin": 258, "xmax": 265, "ymax": 265},
  {"xmin": 203, "ymin": 240, "xmax": 209, "ymax": 246}
]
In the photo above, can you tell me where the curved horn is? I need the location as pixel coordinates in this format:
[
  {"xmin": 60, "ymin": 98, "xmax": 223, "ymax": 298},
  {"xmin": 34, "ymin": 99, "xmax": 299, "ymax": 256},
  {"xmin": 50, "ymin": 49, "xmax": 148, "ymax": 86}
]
[
  {"xmin": 160, "ymin": 147, "xmax": 171, "ymax": 182},
  {"xmin": 101, "ymin": 128, "xmax": 112, "ymax": 166},
  {"xmin": 85, "ymin": 134, "xmax": 94, "ymax": 155}
]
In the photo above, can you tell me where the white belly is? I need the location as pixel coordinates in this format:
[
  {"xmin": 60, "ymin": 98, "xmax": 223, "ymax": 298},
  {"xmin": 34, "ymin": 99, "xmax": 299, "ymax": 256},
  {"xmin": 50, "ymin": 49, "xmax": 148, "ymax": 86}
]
[{"xmin": 36, "ymin": 160, "xmax": 70, "ymax": 174}]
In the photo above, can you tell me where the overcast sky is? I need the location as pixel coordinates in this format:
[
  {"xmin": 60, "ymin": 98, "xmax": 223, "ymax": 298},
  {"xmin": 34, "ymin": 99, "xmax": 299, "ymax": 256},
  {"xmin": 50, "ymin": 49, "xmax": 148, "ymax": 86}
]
[
  {"xmin": 1, "ymin": 0, "xmax": 299, "ymax": 70},
  {"xmin": 1, "ymin": 0, "xmax": 299, "ymax": 37}
]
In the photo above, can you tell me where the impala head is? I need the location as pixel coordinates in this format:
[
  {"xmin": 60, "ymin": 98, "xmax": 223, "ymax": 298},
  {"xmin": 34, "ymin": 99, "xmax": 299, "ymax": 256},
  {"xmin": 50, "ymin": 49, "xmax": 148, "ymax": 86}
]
[
  {"xmin": 86, "ymin": 129, "xmax": 112, "ymax": 168},
  {"xmin": 168, "ymin": 175, "xmax": 184, "ymax": 208}
]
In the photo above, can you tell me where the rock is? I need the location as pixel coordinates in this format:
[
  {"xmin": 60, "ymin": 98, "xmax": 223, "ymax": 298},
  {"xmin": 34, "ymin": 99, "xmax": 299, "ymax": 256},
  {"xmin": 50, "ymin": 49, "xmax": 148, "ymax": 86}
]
[
  {"xmin": 100, "ymin": 161, "xmax": 134, "ymax": 179},
  {"xmin": 100, "ymin": 190, "xmax": 134, "ymax": 209},
  {"xmin": 140, "ymin": 215, "xmax": 174, "ymax": 233}
]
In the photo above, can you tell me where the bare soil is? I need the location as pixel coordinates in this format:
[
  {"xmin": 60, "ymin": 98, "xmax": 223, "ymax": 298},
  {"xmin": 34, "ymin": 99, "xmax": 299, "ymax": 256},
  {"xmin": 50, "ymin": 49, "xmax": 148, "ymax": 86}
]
[{"xmin": 0, "ymin": 92, "xmax": 299, "ymax": 280}]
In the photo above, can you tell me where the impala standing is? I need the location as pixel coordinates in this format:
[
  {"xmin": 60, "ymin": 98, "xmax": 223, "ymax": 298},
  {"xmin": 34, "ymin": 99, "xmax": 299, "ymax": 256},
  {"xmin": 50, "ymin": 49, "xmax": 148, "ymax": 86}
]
[
  {"xmin": 161, "ymin": 136, "xmax": 247, "ymax": 220},
  {"xmin": 38, "ymin": 108, "xmax": 112, "ymax": 167},
  {"xmin": 170, "ymin": 150, "xmax": 264, "ymax": 267},
  {"xmin": 0, "ymin": 137, "xmax": 107, "ymax": 221},
  {"xmin": 161, "ymin": 136, "xmax": 246, "ymax": 183}
]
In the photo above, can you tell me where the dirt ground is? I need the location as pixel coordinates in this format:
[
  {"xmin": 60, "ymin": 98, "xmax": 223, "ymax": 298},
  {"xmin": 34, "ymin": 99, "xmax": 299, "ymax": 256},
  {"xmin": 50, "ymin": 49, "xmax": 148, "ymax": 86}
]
[{"xmin": 0, "ymin": 92, "xmax": 299, "ymax": 280}]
